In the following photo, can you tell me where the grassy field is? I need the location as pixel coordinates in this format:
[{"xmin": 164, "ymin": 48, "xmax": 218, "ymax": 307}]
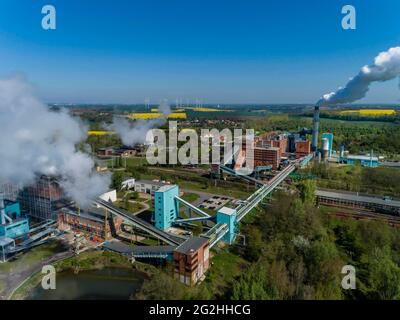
[
  {"xmin": 181, "ymin": 192, "xmax": 200, "ymax": 203},
  {"xmin": 0, "ymin": 241, "xmax": 65, "ymax": 274}
]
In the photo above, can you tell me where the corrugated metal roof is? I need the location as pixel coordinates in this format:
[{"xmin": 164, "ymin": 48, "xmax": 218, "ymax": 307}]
[{"xmin": 316, "ymin": 190, "xmax": 400, "ymax": 208}]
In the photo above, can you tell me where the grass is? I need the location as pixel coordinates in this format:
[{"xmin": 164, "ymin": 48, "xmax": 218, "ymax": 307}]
[
  {"xmin": 181, "ymin": 192, "xmax": 200, "ymax": 203},
  {"xmin": 0, "ymin": 241, "xmax": 65, "ymax": 274},
  {"xmin": 115, "ymin": 200, "xmax": 145, "ymax": 214},
  {"xmin": 10, "ymin": 270, "xmax": 44, "ymax": 300},
  {"xmin": 201, "ymin": 249, "xmax": 248, "ymax": 298},
  {"xmin": 108, "ymin": 156, "xmax": 148, "ymax": 168},
  {"xmin": 178, "ymin": 180, "xmax": 250, "ymax": 199}
]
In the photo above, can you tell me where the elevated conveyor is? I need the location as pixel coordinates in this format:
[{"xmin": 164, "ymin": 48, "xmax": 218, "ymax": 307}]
[{"xmin": 94, "ymin": 198, "xmax": 186, "ymax": 246}]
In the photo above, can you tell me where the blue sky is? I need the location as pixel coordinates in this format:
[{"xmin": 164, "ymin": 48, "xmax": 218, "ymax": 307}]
[{"xmin": 0, "ymin": 0, "xmax": 399, "ymax": 104}]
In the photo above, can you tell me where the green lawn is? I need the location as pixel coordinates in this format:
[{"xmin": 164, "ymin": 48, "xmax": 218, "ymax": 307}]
[
  {"xmin": 0, "ymin": 241, "xmax": 65, "ymax": 274},
  {"xmin": 181, "ymin": 192, "xmax": 200, "ymax": 203}
]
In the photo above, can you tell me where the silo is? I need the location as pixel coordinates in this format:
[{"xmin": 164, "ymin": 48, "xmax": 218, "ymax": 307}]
[{"xmin": 322, "ymin": 138, "xmax": 329, "ymax": 160}]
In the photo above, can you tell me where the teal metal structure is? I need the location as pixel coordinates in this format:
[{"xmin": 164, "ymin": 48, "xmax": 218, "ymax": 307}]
[
  {"xmin": 216, "ymin": 207, "xmax": 237, "ymax": 244},
  {"xmin": 154, "ymin": 185, "xmax": 180, "ymax": 230},
  {"xmin": 0, "ymin": 200, "xmax": 29, "ymax": 240}
]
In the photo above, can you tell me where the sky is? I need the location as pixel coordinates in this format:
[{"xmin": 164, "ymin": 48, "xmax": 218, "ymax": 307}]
[{"xmin": 0, "ymin": 0, "xmax": 399, "ymax": 104}]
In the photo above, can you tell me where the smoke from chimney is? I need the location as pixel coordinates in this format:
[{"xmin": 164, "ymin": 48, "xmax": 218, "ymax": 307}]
[
  {"xmin": 312, "ymin": 46, "xmax": 400, "ymax": 151},
  {"xmin": 318, "ymin": 46, "xmax": 400, "ymax": 106},
  {"xmin": 0, "ymin": 76, "xmax": 110, "ymax": 208},
  {"xmin": 108, "ymin": 101, "xmax": 171, "ymax": 147}
]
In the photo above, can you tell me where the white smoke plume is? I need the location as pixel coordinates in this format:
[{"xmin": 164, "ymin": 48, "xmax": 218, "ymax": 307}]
[
  {"xmin": 0, "ymin": 76, "xmax": 110, "ymax": 208},
  {"xmin": 318, "ymin": 46, "xmax": 400, "ymax": 106},
  {"xmin": 109, "ymin": 101, "xmax": 171, "ymax": 146},
  {"xmin": 108, "ymin": 117, "xmax": 164, "ymax": 146},
  {"xmin": 158, "ymin": 99, "xmax": 171, "ymax": 116}
]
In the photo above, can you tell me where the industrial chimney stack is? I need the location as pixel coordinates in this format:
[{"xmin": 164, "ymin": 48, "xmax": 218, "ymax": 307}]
[{"xmin": 311, "ymin": 105, "xmax": 320, "ymax": 152}]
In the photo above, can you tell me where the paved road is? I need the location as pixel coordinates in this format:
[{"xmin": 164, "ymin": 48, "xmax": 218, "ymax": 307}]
[{"xmin": 1, "ymin": 250, "xmax": 74, "ymax": 300}]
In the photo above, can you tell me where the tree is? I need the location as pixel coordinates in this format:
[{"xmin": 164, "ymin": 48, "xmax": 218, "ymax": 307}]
[
  {"xmin": 367, "ymin": 250, "xmax": 400, "ymax": 300},
  {"xmin": 298, "ymin": 179, "xmax": 316, "ymax": 205},
  {"xmin": 245, "ymin": 227, "xmax": 263, "ymax": 262},
  {"xmin": 111, "ymin": 171, "xmax": 124, "ymax": 191}
]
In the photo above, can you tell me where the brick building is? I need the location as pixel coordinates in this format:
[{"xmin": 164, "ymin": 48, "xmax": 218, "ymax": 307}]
[
  {"xmin": 251, "ymin": 147, "xmax": 281, "ymax": 170},
  {"xmin": 173, "ymin": 237, "xmax": 210, "ymax": 286},
  {"xmin": 295, "ymin": 140, "xmax": 311, "ymax": 158}
]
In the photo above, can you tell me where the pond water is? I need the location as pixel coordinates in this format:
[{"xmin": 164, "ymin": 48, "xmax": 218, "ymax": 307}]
[{"xmin": 28, "ymin": 268, "xmax": 145, "ymax": 300}]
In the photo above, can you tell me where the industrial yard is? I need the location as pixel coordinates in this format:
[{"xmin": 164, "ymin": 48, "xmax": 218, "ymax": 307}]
[
  {"xmin": 1, "ymin": 102, "xmax": 400, "ymax": 300},
  {"xmin": 1, "ymin": 1, "xmax": 400, "ymax": 306}
]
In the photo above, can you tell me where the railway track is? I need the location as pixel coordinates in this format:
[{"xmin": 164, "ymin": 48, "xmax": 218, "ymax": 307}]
[{"xmin": 327, "ymin": 210, "xmax": 400, "ymax": 227}]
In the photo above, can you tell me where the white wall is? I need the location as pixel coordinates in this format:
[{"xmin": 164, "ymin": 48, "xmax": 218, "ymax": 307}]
[
  {"xmin": 99, "ymin": 190, "xmax": 117, "ymax": 203},
  {"xmin": 121, "ymin": 178, "xmax": 135, "ymax": 190}
]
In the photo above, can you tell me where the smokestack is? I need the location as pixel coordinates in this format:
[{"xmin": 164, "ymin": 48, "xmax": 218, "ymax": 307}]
[
  {"xmin": 0, "ymin": 192, "xmax": 5, "ymax": 225},
  {"xmin": 312, "ymin": 106, "xmax": 320, "ymax": 152}
]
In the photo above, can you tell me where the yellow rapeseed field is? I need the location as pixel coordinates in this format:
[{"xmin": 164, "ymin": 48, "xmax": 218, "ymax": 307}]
[
  {"xmin": 339, "ymin": 109, "xmax": 396, "ymax": 116},
  {"xmin": 190, "ymin": 107, "xmax": 232, "ymax": 112},
  {"xmin": 87, "ymin": 131, "xmax": 115, "ymax": 136},
  {"xmin": 129, "ymin": 112, "xmax": 187, "ymax": 120}
]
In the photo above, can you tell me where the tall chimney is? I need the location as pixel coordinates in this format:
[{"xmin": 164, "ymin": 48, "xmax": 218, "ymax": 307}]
[
  {"xmin": 0, "ymin": 192, "xmax": 5, "ymax": 225},
  {"xmin": 311, "ymin": 106, "xmax": 320, "ymax": 152}
]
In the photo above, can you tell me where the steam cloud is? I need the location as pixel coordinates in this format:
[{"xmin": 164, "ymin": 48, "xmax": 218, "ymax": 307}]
[
  {"xmin": 318, "ymin": 46, "xmax": 400, "ymax": 106},
  {"xmin": 109, "ymin": 117, "xmax": 163, "ymax": 146},
  {"xmin": 158, "ymin": 99, "xmax": 171, "ymax": 116},
  {"xmin": 109, "ymin": 101, "xmax": 171, "ymax": 146},
  {"xmin": 0, "ymin": 76, "xmax": 110, "ymax": 207}
]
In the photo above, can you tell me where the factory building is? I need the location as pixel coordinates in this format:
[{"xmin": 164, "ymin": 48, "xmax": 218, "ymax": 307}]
[
  {"xmin": 295, "ymin": 140, "xmax": 311, "ymax": 159},
  {"xmin": 173, "ymin": 237, "xmax": 210, "ymax": 286},
  {"xmin": 154, "ymin": 185, "xmax": 179, "ymax": 230},
  {"xmin": 288, "ymin": 134, "xmax": 300, "ymax": 153},
  {"xmin": 0, "ymin": 182, "xmax": 20, "ymax": 202},
  {"xmin": 270, "ymin": 139, "xmax": 288, "ymax": 157},
  {"xmin": 97, "ymin": 146, "xmax": 137, "ymax": 158},
  {"xmin": 58, "ymin": 206, "xmax": 123, "ymax": 241},
  {"xmin": 340, "ymin": 155, "xmax": 379, "ymax": 167},
  {"xmin": 0, "ymin": 199, "xmax": 29, "ymax": 241},
  {"xmin": 18, "ymin": 176, "xmax": 64, "ymax": 221},
  {"xmin": 252, "ymin": 147, "xmax": 281, "ymax": 170},
  {"xmin": 134, "ymin": 179, "xmax": 169, "ymax": 195}
]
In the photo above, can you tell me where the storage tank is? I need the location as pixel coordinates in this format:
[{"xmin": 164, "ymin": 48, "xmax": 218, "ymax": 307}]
[
  {"xmin": 322, "ymin": 138, "xmax": 329, "ymax": 160},
  {"xmin": 340, "ymin": 145, "xmax": 345, "ymax": 158}
]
